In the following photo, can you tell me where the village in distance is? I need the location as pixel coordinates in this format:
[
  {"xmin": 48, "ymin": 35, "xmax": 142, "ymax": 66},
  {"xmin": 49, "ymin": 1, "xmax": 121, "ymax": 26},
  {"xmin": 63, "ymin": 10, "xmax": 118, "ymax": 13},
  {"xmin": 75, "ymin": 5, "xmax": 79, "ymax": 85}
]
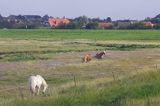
[{"xmin": 0, "ymin": 14, "xmax": 160, "ymax": 29}]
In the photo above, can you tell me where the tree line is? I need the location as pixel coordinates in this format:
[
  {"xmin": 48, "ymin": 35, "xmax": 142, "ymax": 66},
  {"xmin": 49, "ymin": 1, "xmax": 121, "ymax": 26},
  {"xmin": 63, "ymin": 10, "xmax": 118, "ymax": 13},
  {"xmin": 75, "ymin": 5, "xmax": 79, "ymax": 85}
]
[{"xmin": 0, "ymin": 14, "xmax": 160, "ymax": 29}]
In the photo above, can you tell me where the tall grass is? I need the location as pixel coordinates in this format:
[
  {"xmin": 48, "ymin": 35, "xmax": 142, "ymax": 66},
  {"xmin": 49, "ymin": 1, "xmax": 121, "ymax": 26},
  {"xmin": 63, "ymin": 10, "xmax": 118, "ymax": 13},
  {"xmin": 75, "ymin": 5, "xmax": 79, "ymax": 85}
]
[
  {"xmin": 10, "ymin": 70, "xmax": 160, "ymax": 106},
  {"xmin": 0, "ymin": 29, "xmax": 160, "ymax": 106}
]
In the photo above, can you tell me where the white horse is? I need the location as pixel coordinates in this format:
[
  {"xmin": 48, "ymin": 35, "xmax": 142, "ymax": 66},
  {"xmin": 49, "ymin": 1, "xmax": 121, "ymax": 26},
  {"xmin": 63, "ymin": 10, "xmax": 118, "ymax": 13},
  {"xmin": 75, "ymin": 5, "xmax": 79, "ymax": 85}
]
[{"xmin": 28, "ymin": 75, "xmax": 48, "ymax": 95}]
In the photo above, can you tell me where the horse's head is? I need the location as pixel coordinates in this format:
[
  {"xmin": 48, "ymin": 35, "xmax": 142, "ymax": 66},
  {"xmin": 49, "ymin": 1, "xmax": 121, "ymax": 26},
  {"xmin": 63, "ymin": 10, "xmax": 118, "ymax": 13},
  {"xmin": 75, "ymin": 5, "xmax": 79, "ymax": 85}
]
[
  {"xmin": 42, "ymin": 83, "xmax": 48, "ymax": 94},
  {"xmin": 103, "ymin": 51, "xmax": 106, "ymax": 55}
]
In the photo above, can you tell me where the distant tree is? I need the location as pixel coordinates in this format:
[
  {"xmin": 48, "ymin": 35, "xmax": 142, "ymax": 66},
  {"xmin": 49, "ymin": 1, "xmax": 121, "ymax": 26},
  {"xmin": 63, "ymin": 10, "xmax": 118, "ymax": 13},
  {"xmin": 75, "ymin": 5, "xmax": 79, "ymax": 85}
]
[
  {"xmin": 0, "ymin": 14, "xmax": 3, "ymax": 20},
  {"xmin": 91, "ymin": 18, "xmax": 103, "ymax": 23},
  {"xmin": 72, "ymin": 16, "xmax": 89, "ymax": 28},
  {"xmin": 106, "ymin": 17, "xmax": 112, "ymax": 22},
  {"xmin": 144, "ymin": 17, "xmax": 151, "ymax": 22},
  {"xmin": 153, "ymin": 24, "xmax": 160, "ymax": 29},
  {"xmin": 85, "ymin": 22, "xmax": 98, "ymax": 29},
  {"xmin": 0, "ymin": 21, "xmax": 12, "ymax": 28},
  {"xmin": 151, "ymin": 18, "xmax": 160, "ymax": 24},
  {"xmin": 65, "ymin": 22, "xmax": 76, "ymax": 29},
  {"xmin": 42, "ymin": 15, "xmax": 49, "ymax": 22}
]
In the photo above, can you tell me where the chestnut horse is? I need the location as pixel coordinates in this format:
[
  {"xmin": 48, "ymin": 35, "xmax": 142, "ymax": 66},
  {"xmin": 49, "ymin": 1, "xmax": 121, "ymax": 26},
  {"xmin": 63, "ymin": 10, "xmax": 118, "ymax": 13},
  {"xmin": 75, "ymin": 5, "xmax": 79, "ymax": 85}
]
[{"xmin": 82, "ymin": 54, "xmax": 92, "ymax": 63}]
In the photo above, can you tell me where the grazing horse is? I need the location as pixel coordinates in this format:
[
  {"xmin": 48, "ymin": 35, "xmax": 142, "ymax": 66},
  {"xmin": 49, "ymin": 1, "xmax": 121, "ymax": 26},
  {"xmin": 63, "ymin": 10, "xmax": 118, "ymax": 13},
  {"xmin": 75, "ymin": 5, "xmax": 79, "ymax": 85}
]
[
  {"xmin": 82, "ymin": 54, "xmax": 92, "ymax": 63},
  {"xmin": 95, "ymin": 51, "xmax": 106, "ymax": 59},
  {"xmin": 28, "ymin": 75, "xmax": 48, "ymax": 95}
]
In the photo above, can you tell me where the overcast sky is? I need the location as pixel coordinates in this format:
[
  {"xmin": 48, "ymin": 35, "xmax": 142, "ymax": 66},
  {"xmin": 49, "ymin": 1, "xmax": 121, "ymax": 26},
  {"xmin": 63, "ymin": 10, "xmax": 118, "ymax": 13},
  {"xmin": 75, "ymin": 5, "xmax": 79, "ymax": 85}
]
[{"xmin": 0, "ymin": 0, "xmax": 159, "ymax": 20}]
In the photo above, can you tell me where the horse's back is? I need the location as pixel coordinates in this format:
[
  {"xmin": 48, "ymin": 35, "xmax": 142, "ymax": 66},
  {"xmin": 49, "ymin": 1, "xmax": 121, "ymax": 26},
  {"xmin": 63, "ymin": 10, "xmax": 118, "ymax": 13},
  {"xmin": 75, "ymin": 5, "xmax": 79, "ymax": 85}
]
[
  {"xmin": 28, "ymin": 76, "xmax": 36, "ymax": 84},
  {"xmin": 95, "ymin": 51, "xmax": 106, "ymax": 59},
  {"xmin": 36, "ymin": 75, "xmax": 48, "ymax": 87},
  {"xmin": 29, "ymin": 76, "xmax": 35, "ymax": 85}
]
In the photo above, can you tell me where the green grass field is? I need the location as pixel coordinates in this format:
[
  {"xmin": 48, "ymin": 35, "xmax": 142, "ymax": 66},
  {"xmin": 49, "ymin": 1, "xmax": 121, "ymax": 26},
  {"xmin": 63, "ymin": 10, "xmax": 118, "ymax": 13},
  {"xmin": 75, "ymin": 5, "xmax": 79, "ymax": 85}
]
[
  {"xmin": 0, "ymin": 29, "xmax": 160, "ymax": 106},
  {"xmin": 0, "ymin": 29, "xmax": 160, "ymax": 40}
]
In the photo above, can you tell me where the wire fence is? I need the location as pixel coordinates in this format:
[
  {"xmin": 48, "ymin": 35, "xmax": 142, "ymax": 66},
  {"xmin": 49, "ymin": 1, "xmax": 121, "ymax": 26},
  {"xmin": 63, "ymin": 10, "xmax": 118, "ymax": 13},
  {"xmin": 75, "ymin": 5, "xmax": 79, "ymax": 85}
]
[{"xmin": 0, "ymin": 64, "xmax": 159, "ymax": 95}]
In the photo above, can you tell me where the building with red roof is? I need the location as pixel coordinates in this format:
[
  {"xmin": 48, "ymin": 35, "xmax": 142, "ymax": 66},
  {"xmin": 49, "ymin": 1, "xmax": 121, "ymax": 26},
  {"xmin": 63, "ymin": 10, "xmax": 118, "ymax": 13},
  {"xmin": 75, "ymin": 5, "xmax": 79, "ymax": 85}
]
[
  {"xmin": 143, "ymin": 21, "xmax": 154, "ymax": 27},
  {"xmin": 98, "ymin": 22, "xmax": 113, "ymax": 28},
  {"xmin": 48, "ymin": 17, "xmax": 70, "ymax": 28}
]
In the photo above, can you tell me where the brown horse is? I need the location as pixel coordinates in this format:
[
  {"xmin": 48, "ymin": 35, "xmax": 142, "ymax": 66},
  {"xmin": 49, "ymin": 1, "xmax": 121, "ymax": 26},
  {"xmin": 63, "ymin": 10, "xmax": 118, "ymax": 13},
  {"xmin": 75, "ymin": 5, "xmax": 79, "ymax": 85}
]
[
  {"xmin": 82, "ymin": 54, "xmax": 92, "ymax": 63},
  {"xmin": 95, "ymin": 51, "xmax": 106, "ymax": 59}
]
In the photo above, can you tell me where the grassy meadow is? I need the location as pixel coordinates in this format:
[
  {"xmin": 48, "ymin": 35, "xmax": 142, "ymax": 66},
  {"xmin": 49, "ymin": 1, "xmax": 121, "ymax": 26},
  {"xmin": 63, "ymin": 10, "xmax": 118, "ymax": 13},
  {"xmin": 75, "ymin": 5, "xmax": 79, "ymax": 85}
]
[{"xmin": 0, "ymin": 29, "xmax": 160, "ymax": 106}]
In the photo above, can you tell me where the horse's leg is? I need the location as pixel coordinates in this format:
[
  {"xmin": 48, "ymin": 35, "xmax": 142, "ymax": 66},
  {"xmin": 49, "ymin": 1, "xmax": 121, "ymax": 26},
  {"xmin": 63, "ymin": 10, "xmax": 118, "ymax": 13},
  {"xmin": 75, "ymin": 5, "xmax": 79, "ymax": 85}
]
[
  {"xmin": 101, "ymin": 54, "xmax": 105, "ymax": 59},
  {"xmin": 33, "ymin": 85, "xmax": 39, "ymax": 95},
  {"xmin": 87, "ymin": 58, "xmax": 90, "ymax": 62},
  {"xmin": 84, "ymin": 57, "xmax": 87, "ymax": 63},
  {"xmin": 30, "ymin": 85, "xmax": 36, "ymax": 95},
  {"xmin": 37, "ymin": 86, "xmax": 40, "ymax": 95}
]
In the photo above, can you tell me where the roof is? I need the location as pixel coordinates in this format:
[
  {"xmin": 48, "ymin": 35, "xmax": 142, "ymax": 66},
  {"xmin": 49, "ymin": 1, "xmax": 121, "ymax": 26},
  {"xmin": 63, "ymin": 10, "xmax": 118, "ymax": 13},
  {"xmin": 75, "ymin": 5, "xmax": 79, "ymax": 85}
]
[
  {"xmin": 98, "ymin": 22, "xmax": 113, "ymax": 27},
  {"xmin": 155, "ymin": 14, "xmax": 160, "ymax": 19},
  {"xmin": 143, "ymin": 21, "xmax": 154, "ymax": 27},
  {"xmin": 48, "ymin": 17, "xmax": 70, "ymax": 27}
]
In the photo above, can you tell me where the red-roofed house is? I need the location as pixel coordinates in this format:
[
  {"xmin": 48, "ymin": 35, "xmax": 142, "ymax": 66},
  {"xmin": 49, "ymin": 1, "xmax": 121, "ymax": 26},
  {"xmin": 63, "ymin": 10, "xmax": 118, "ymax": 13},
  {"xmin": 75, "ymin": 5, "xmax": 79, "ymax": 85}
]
[
  {"xmin": 48, "ymin": 17, "xmax": 70, "ymax": 28},
  {"xmin": 143, "ymin": 21, "xmax": 154, "ymax": 27},
  {"xmin": 98, "ymin": 22, "xmax": 113, "ymax": 29}
]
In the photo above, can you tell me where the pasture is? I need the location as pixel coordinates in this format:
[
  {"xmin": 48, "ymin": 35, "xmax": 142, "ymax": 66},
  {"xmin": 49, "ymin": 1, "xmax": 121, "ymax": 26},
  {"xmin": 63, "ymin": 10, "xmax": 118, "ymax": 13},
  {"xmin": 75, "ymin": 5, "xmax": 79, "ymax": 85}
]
[{"xmin": 0, "ymin": 29, "xmax": 160, "ymax": 106}]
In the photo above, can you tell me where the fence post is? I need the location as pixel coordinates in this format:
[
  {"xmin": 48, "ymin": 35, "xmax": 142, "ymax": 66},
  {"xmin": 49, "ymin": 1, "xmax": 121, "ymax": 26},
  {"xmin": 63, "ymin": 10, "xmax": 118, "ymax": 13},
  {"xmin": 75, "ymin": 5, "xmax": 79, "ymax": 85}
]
[
  {"xmin": 156, "ymin": 64, "xmax": 158, "ymax": 69},
  {"xmin": 112, "ymin": 71, "xmax": 116, "ymax": 81},
  {"xmin": 135, "ymin": 67, "xmax": 138, "ymax": 74},
  {"xmin": 73, "ymin": 75, "xmax": 77, "ymax": 87}
]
